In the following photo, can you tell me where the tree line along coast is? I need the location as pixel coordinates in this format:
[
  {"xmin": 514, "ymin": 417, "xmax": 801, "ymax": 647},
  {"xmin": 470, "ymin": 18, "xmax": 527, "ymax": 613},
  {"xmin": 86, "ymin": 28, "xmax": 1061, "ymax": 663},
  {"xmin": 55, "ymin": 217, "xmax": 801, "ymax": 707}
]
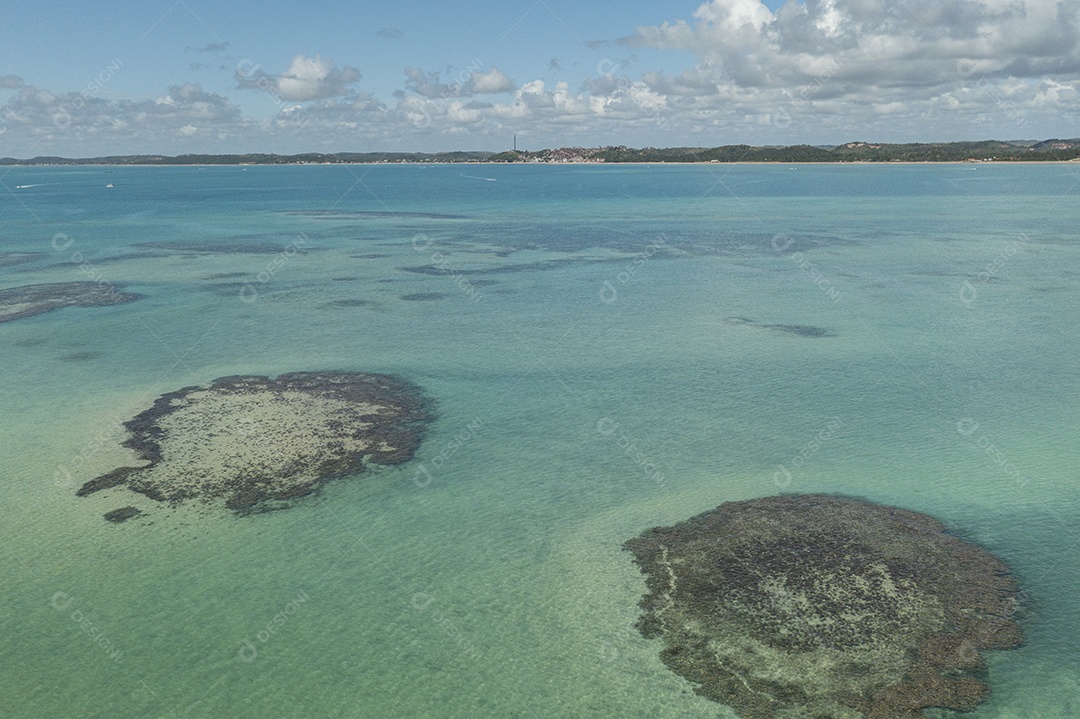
[{"xmin": 4, "ymin": 138, "xmax": 1080, "ymax": 165}]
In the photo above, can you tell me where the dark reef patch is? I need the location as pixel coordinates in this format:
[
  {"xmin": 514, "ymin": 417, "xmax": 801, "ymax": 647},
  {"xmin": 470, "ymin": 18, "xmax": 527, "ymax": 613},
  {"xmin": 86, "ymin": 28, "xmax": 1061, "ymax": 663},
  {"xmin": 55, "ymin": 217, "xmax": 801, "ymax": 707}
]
[
  {"xmin": 77, "ymin": 372, "xmax": 431, "ymax": 516},
  {"xmin": 0, "ymin": 253, "xmax": 43, "ymax": 267},
  {"xmin": 726, "ymin": 317, "xmax": 834, "ymax": 338},
  {"xmin": 199, "ymin": 282, "xmax": 251, "ymax": 297},
  {"xmin": 284, "ymin": 210, "xmax": 466, "ymax": 220},
  {"xmin": 59, "ymin": 351, "xmax": 100, "ymax": 362},
  {"xmin": 624, "ymin": 495, "xmax": 1023, "ymax": 719},
  {"xmin": 134, "ymin": 241, "xmax": 295, "ymax": 255},
  {"xmin": 762, "ymin": 323, "xmax": 834, "ymax": 337},
  {"xmin": 431, "ymin": 223, "xmax": 853, "ymax": 257},
  {"xmin": 0, "ymin": 281, "xmax": 141, "ymax": 324},
  {"xmin": 324, "ymin": 299, "xmax": 377, "ymax": 308},
  {"xmin": 201, "ymin": 272, "xmax": 249, "ymax": 280},
  {"xmin": 104, "ymin": 506, "xmax": 141, "ymax": 523},
  {"xmin": 400, "ymin": 292, "xmax": 449, "ymax": 301},
  {"xmin": 398, "ymin": 256, "xmax": 626, "ymax": 277}
]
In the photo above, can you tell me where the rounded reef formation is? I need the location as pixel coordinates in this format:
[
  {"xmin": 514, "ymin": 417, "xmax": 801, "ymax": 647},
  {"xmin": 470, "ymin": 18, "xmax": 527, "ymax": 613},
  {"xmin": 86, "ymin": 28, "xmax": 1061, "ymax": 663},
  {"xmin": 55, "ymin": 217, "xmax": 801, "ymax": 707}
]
[
  {"xmin": 623, "ymin": 494, "xmax": 1023, "ymax": 719},
  {"xmin": 78, "ymin": 372, "xmax": 431, "ymax": 516}
]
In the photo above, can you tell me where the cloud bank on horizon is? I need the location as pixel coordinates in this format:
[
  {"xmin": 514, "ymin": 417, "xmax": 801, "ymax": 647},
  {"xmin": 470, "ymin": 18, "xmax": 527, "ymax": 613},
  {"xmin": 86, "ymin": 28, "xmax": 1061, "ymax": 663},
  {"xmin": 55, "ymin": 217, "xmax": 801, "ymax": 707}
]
[{"xmin": 0, "ymin": 0, "xmax": 1077, "ymax": 156}]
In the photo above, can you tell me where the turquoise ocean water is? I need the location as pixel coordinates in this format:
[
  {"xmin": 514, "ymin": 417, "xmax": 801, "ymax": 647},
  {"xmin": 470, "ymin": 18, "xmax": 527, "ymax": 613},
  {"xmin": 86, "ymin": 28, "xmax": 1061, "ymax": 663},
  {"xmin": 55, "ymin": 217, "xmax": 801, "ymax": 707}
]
[{"xmin": 1, "ymin": 163, "xmax": 1078, "ymax": 717}]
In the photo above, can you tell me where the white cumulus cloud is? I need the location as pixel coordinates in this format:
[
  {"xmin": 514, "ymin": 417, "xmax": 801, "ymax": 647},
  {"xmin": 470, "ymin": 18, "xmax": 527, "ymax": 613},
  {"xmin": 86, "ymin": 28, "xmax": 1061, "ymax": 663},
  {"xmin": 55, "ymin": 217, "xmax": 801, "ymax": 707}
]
[
  {"xmin": 626, "ymin": 0, "xmax": 1080, "ymax": 90},
  {"xmin": 237, "ymin": 55, "xmax": 360, "ymax": 101},
  {"xmin": 5, "ymin": 1, "xmax": 1080, "ymax": 157},
  {"xmin": 468, "ymin": 68, "xmax": 515, "ymax": 94}
]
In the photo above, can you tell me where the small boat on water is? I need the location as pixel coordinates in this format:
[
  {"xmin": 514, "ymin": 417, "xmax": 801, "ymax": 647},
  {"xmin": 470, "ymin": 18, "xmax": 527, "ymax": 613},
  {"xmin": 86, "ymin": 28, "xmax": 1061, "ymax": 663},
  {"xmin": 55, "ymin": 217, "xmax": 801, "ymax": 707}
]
[{"xmin": 106, "ymin": 183, "xmax": 114, "ymax": 188}]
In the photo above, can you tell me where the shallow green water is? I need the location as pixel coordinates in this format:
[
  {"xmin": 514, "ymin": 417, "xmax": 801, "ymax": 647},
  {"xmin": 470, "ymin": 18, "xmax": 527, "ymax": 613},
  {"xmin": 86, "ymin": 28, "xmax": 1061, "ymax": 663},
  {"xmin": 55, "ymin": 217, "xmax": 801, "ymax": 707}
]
[{"xmin": 1, "ymin": 163, "xmax": 1078, "ymax": 717}]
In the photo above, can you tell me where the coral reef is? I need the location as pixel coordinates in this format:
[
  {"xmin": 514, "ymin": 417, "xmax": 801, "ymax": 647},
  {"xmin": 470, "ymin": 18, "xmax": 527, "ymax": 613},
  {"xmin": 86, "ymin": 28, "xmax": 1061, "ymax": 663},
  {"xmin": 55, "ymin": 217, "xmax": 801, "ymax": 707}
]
[
  {"xmin": 0, "ymin": 281, "xmax": 139, "ymax": 324},
  {"xmin": 78, "ymin": 372, "xmax": 431, "ymax": 516},
  {"xmin": 624, "ymin": 495, "xmax": 1022, "ymax": 718}
]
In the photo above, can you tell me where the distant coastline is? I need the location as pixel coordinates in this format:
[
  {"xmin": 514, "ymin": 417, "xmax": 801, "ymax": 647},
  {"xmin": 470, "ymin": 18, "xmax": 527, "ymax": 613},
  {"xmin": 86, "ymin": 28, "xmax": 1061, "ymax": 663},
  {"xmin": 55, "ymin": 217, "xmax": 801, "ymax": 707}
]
[{"xmin": 4, "ymin": 138, "xmax": 1080, "ymax": 166}]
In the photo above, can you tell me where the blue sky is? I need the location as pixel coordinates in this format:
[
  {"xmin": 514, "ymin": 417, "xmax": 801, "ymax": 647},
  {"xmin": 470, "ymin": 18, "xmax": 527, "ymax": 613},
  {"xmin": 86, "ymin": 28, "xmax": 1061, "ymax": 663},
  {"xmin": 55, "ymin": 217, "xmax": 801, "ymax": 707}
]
[{"xmin": 1, "ymin": 0, "xmax": 1077, "ymax": 156}]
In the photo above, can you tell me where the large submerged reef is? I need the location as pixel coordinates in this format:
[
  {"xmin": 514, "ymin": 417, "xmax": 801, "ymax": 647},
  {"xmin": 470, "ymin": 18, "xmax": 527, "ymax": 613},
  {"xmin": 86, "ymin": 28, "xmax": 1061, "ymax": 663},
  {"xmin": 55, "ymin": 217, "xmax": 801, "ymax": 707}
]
[
  {"xmin": 624, "ymin": 494, "xmax": 1023, "ymax": 719},
  {"xmin": 78, "ymin": 372, "xmax": 431, "ymax": 518},
  {"xmin": 0, "ymin": 281, "xmax": 139, "ymax": 324}
]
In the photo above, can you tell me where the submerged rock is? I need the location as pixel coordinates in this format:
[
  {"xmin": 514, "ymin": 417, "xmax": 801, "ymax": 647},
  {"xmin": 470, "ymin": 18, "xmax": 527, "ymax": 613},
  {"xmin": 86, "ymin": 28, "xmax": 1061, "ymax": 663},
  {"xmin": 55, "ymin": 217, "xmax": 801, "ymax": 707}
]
[
  {"xmin": 399, "ymin": 292, "xmax": 450, "ymax": 301},
  {"xmin": 0, "ymin": 281, "xmax": 140, "ymax": 324},
  {"xmin": 78, "ymin": 372, "xmax": 431, "ymax": 515},
  {"xmin": 133, "ymin": 240, "xmax": 298, "ymax": 254},
  {"xmin": 0, "ymin": 253, "xmax": 42, "ymax": 267},
  {"xmin": 725, "ymin": 317, "xmax": 835, "ymax": 338},
  {"xmin": 623, "ymin": 494, "xmax": 1023, "ymax": 719},
  {"xmin": 104, "ymin": 506, "xmax": 141, "ymax": 523}
]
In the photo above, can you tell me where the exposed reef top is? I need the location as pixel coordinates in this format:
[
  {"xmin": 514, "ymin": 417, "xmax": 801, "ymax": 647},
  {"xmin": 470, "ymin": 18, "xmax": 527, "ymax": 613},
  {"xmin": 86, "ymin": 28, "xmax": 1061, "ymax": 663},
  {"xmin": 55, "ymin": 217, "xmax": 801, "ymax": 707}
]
[
  {"xmin": 623, "ymin": 494, "xmax": 1023, "ymax": 719},
  {"xmin": 78, "ymin": 372, "xmax": 431, "ymax": 517},
  {"xmin": 0, "ymin": 281, "xmax": 140, "ymax": 324}
]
